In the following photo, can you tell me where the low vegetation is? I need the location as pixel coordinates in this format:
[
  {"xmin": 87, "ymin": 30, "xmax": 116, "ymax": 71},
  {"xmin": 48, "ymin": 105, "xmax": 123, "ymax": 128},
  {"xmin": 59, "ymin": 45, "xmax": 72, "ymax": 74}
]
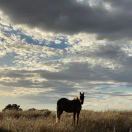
[
  {"xmin": 2, "ymin": 104, "xmax": 23, "ymax": 112},
  {"xmin": 0, "ymin": 107, "xmax": 132, "ymax": 132}
]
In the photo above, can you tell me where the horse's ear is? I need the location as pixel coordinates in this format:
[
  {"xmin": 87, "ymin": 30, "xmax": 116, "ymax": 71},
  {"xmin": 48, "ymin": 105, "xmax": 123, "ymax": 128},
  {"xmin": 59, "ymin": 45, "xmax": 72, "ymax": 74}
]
[{"xmin": 80, "ymin": 92, "xmax": 81, "ymax": 95}]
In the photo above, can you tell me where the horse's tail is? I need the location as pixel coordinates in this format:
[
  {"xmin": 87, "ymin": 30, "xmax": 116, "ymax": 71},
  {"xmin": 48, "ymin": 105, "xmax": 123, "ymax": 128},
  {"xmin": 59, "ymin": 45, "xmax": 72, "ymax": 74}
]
[
  {"xmin": 56, "ymin": 100, "xmax": 62, "ymax": 123},
  {"xmin": 56, "ymin": 101, "xmax": 59, "ymax": 123},
  {"xmin": 56, "ymin": 110, "xmax": 58, "ymax": 123}
]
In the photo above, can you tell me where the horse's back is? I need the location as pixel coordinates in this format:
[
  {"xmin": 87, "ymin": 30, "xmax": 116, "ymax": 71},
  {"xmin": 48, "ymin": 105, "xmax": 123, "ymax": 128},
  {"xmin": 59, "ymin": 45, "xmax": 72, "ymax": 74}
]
[
  {"xmin": 57, "ymin": 98, "xmax": 69, "ymax": 103},
  {"xmin": 57, "ymin": 98, "xmax": 70, "ymax": 107},
  {"xmin": 57, "ymin": 98, "xmax": 81, "ymax": 112}
]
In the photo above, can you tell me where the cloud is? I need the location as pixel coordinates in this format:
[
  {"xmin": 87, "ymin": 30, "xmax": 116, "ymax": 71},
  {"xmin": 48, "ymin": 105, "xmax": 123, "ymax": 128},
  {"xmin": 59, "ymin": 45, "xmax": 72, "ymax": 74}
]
[
  {"xmin": 84, "ymin": 96, "xmax": 132, "ymax": 111},
  {"xmin": 1, "ymin": 15, "xmax": 132, "ymax": 110},
  {"xmin": 0, "ymin": 0, "xmax": 132, "ymax": 39},
  {"xmin": 0, "ymin": 67, "xmax": 132, "ymax": 110},
  {"xmin": 0, "ymin": 87, "xmax": 53, "ymax": 97},
  {"xmin": 0, "ymin": 69, "xmax": 77, "ymax": 95}
]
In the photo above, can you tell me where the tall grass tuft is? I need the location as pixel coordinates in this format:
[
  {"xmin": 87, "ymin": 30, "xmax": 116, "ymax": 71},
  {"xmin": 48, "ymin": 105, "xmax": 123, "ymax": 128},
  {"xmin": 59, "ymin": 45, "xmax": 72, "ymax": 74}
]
[{"xmin": 0, "ymin": 110, "xmax": 132, "ymax": 132}]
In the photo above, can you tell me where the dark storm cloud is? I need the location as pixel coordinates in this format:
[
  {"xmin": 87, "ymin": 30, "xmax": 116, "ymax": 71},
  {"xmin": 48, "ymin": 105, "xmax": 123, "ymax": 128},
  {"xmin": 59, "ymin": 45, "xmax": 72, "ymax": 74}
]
[
  {"xmin": 39, "ymin": 63, "xmax": 110, "ymax": 81},
  {"xmin": 0, "ymin": 69, "xmax": 77, "ymax": 99},
  {"xmin": 1, "ymin": 58, "xmax": 132, "ymax": 84},
  {"xmin": 94, "ymin": 44, "xmax": 125, "ymax": 59},
  {"xmin": 38, "ymin": 61, "xmax": 132, "ymax": 83},
  {"xmin": 0, "ymin": 0, "xmax": 132, "ymax": 39}
]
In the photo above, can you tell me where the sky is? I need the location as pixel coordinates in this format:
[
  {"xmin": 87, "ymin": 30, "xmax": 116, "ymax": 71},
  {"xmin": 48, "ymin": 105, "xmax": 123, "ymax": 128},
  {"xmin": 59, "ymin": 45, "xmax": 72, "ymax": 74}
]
[{"xmin": 0, "ymin": 0, "xmax": 132, "ymax": 111}]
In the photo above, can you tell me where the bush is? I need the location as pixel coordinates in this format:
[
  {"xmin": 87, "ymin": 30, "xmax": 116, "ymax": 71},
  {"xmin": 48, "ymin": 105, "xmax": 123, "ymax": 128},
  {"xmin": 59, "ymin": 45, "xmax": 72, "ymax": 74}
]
[{"xmin": 2, "ymin": 104, "xmax": 23, "ymax": 112}]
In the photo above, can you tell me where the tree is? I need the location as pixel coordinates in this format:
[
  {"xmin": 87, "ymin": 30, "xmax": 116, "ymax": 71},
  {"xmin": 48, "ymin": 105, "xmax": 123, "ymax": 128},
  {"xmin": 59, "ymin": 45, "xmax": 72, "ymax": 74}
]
[{"xmin": 2, "ymin": 104, "xmax": 23, "ymax": 112}]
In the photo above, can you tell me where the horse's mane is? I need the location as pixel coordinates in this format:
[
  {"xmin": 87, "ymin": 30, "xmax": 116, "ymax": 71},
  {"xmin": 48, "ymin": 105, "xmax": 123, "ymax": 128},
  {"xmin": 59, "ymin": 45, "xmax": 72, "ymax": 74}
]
[{"xmin": 73, "ymin": 96, "xmax": 79, "ymax": 100}]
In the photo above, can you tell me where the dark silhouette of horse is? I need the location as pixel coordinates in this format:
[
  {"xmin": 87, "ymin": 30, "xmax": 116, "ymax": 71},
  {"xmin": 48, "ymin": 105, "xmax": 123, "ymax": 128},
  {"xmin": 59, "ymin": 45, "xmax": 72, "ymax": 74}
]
[{"xmin": 56, "ymin": 92, "xmax": 84, "ymax": 125}]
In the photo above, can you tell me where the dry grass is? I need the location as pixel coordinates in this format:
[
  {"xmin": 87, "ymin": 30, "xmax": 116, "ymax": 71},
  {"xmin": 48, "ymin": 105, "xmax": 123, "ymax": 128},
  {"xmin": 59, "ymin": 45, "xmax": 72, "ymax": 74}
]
[{"xmin": 0, "ymin": 110, "xmax": 132, "ymax": 132}]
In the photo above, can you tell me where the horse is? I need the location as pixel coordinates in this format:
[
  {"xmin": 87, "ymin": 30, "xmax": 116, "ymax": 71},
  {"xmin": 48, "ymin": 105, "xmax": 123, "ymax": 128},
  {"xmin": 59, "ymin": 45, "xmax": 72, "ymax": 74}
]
[{"xmin": 56, "ymin": 92, "xmax": 85, "ymax": 125}]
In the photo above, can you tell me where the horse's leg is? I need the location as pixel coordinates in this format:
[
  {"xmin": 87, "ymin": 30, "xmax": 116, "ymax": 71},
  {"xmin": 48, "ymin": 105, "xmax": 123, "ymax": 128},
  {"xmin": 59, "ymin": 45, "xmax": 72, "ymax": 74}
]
[
  {"xmin": 73, "ymin": 112, "xmax": 76, "ymax": 125},
  {"xmin": 77, "ymin": 112, "xmax": 80, "ymax": 125}
]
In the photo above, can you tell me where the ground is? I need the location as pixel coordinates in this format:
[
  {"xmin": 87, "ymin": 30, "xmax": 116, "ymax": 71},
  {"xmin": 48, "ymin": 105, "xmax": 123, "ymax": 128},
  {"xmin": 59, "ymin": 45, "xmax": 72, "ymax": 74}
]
[{"xmin": 0, "ymin": 110, "xmax": 132, "ymax": 132}]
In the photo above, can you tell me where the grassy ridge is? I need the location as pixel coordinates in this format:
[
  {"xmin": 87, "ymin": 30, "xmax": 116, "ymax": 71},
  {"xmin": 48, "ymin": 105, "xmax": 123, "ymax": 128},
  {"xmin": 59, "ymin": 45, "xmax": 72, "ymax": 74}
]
[{"xmin": 0, "ymin": 110, "xmax": 132, "ymax": 132}]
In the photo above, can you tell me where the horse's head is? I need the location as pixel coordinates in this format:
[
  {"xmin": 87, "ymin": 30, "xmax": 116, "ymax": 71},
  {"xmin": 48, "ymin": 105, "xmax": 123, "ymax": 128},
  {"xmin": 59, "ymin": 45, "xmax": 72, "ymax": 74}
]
[{"xmin": 79, "ymin": 92, "xmax": 84, "ymax": 104}]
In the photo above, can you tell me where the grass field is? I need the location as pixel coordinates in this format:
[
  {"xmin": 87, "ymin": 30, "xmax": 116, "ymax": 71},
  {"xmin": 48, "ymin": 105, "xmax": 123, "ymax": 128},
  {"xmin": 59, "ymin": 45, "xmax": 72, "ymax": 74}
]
[{"xmin": 0, "ymin": 110, "xmax": 132, "ymax": 132}]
